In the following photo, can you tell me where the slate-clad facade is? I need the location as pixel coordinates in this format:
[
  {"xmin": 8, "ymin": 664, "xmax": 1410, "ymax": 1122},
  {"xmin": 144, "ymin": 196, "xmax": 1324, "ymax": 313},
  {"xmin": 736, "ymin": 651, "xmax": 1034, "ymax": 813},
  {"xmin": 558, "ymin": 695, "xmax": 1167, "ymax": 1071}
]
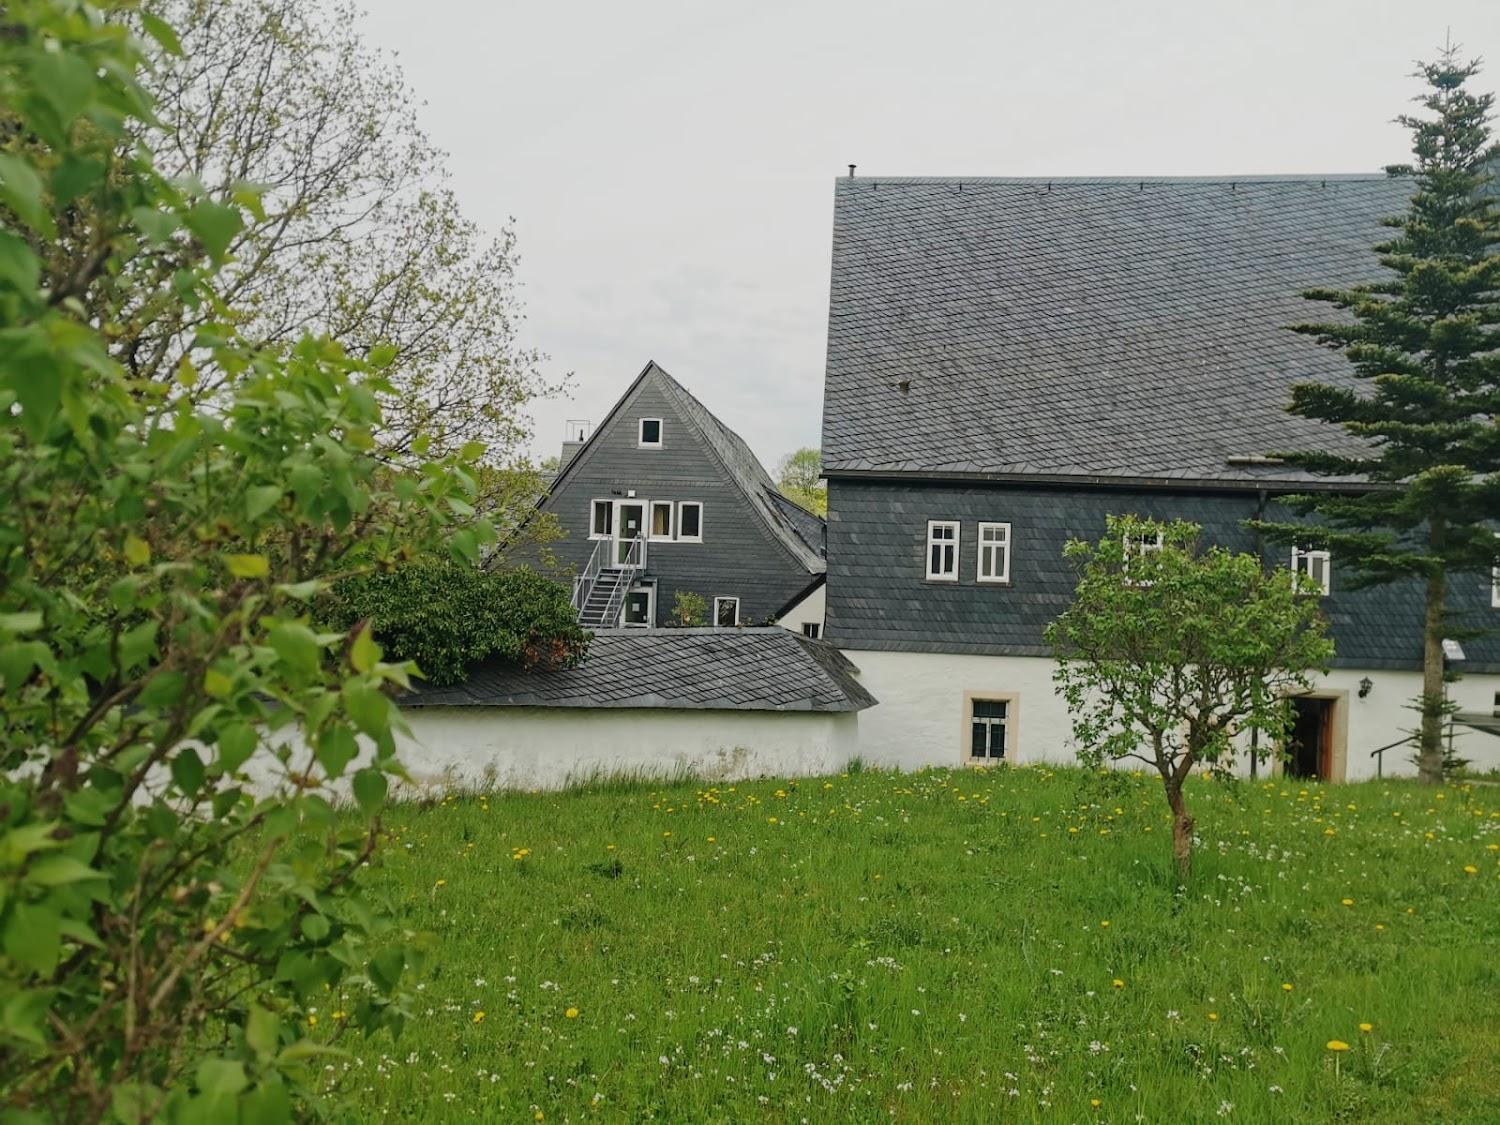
[
  {"xmin": 535, "ymin": 362, "xmax": 824, "ymax": 628},
  {"xmin": 818, "ymin": 173, "xmax": 1500, "ymax": 780}
]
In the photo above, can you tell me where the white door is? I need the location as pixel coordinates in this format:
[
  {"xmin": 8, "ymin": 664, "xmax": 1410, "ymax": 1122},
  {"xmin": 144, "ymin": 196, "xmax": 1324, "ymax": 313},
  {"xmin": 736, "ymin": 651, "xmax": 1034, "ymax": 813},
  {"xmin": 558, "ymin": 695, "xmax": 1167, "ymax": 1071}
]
[{"xmin": 615, "ymin": 501, "xmax": 646, "ymax": 566}]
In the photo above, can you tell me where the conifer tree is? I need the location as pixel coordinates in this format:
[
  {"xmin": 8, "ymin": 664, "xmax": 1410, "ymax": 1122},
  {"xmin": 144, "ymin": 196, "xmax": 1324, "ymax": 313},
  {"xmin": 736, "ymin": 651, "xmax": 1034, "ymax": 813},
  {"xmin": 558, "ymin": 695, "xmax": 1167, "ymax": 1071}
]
[{"xmin": 1256, "ymin": 48, "xmax": 1500, "ymax": 783}]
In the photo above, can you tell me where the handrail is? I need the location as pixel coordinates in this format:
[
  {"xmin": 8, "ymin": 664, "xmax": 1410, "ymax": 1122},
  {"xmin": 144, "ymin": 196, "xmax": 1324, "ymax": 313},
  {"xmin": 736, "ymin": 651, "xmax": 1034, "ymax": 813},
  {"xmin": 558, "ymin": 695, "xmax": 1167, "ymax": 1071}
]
[
  {"xmin": 597, "ymin": 536, "xmax": 643, "ymax": 627},
  {"xmin": 571, "ymin": 538, "xmax": 606, "ymax": 612}
]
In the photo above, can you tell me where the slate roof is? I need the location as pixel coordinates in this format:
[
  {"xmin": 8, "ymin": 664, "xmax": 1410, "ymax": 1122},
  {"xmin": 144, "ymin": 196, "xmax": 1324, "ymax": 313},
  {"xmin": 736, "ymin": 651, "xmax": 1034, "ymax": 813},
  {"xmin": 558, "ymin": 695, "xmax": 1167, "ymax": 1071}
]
[
  {"xmin": 401, "ymin": 628, "xmax": 875, "ymax": 713},
  {"xmin": 822, "ymin": 174, "xmax": 1416, "ymax": 486}
]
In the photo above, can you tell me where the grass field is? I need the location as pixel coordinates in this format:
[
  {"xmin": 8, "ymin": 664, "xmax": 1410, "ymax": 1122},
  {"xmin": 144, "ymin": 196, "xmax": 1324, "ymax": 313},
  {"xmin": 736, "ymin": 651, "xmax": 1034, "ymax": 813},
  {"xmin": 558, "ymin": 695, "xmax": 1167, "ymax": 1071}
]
[{"xmin": 320, "ymin": 766, "xmax": 1499, "ymax": 1122}]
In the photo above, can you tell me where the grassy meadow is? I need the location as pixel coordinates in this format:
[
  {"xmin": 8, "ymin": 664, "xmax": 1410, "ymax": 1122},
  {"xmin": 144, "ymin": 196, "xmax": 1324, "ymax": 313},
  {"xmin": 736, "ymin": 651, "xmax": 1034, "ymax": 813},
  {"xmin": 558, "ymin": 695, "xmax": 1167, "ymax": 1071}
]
[{"xmin": 318, "ymin": 766, "xmax": 1499, "ymax": 1122}]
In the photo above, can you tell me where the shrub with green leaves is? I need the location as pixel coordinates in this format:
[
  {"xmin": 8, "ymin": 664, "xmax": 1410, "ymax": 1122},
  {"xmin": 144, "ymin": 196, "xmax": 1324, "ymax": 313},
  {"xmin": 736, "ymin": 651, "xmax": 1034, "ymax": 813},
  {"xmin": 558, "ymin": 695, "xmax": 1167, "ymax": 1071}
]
[
  {"xmin": 332, "ymin": 563, "xmax": 587, "ymax": 686},
  {"xmin": 0, "ymin": 3, "xmax": 504, "ymax": 1118}
]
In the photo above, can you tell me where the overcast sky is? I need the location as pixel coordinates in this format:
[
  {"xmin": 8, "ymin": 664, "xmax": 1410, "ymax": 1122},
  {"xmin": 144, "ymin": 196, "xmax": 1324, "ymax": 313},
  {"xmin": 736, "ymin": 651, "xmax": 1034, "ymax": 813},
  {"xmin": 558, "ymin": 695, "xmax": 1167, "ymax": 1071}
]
[{"xmin": 354, "ymin": 0, "xmax": 1500, "ymax": 471}]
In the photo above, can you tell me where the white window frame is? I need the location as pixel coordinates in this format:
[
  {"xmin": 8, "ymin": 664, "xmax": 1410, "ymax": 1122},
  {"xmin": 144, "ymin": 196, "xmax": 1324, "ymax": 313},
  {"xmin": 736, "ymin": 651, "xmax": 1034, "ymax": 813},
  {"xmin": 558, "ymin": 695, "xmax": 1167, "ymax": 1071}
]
[
  {"xmin": 976, "ymin": 522, "xmax": 1011, "ymax": 584},
  {"xmin": 1122, "ymin": 525, "xmax": 1165, "ymax": 586},
  {"xmin": 648, "ymin": 500, "xmax": 674, "ymax": 541},
  {"xmin": 637, "ymin": 418, "xmax": 663, "ymax": 448},
  {"xmin": 589, "ymin": 499, "xmax": 613, "ymax": 540},
  {"xmin": 925, "ymin": 520, "xmax": 960, "ymax": 582},
  {"xmin": 965, "ymin": 693, "xmax": 1016, "ymax": 765},
  {"xmin": 1291, "ymin": 546, "xmax": 1332, "ymax": 596},
  {"xmin": 713, "ymin": 596, "xmax": 740, "ymax": 628},
  {"xmin": 801, "ymin": 622, "xmax": 822, "ymax": 639},
  {"xmin": 621, "ymin": 583, "xmax": 655, "ymax": 629},
  {"xmin": 677, "ymin": 500, "xmax": 703, "ymax": 543},
  {"xmin": 1491, "ymin": 532, "xmax": 1500, "ymax": 608}
]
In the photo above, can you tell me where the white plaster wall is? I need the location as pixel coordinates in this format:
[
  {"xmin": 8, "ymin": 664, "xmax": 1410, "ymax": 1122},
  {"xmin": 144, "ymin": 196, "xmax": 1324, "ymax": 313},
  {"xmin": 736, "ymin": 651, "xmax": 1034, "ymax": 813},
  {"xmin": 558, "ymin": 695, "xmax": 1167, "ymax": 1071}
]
[
  {"xmin": 776, "ymin": 583, "xmax": 826, "ymax": 635},
  {"xmin": 844, "ymin": 649, "xmax": 1500, "ymax": 781},
  {"xmin": 379, "ymin": 706, "xmax": 858, "ymax": 792}
]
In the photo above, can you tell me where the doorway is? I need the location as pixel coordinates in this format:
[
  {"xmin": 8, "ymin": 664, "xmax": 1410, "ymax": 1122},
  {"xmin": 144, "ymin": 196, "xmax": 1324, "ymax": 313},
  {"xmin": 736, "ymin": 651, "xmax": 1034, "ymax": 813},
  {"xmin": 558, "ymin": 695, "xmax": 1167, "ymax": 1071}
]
[
  {"xmin": 1286, "ymin": 697, "xmax": 1335, "ymax": 780},
  {"xmin": 614, "ymin": 501, "xmax": 645, "ymax": 566}
]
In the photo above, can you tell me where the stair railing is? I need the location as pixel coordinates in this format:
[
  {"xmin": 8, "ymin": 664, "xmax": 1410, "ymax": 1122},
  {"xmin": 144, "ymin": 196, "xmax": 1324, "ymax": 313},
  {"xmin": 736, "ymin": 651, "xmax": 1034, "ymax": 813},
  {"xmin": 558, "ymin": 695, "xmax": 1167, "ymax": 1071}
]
[
  {"xmin": 595, "ymin": 536, "xmax": 643, "ymax": 628},
  {"xmin": 572, "ymin": 538, "xmax": 607, "ymax": 613}
]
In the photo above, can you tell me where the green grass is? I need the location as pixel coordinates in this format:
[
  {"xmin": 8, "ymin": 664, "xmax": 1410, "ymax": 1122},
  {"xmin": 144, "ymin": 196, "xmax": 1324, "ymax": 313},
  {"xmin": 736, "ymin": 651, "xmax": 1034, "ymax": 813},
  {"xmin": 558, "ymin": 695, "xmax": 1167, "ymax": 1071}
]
[{"xmin": 322, "ymin": 767, "xmax": 1499, "ymax": 1122}]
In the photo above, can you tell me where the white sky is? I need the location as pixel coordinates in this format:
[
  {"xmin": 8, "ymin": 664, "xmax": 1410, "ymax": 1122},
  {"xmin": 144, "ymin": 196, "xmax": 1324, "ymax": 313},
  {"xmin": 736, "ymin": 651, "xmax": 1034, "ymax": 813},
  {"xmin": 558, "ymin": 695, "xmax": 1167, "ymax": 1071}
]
[{"xmin": 354, "ymin": 0, "xmax": 1500, "ymax": 471}]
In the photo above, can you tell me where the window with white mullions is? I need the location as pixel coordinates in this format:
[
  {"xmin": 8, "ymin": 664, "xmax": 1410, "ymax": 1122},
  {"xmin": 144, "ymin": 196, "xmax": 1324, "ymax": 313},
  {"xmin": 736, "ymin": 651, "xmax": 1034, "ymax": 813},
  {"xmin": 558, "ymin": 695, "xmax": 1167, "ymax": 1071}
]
[
  {"xmin": 649, "ymin": 500, "xmax": 674, "ymax": 540},
  {"xmin": 678, "ymin": 501, "xmax": 703, "ymax": 542},
  {"xmin": 1291, "ymin": 546, "xmax": 1331, "ymax": 596},
  {"xmin": 969, "ymin": 699, "xmax": 1008, "ymax": 761},
  {"xmin": 1121, "ymin": 523, "xmax": 1164, "ymax": 585},
  {"xmin": 926, "ymin": 520, "xmax": 960, "ymax": 581},
  {"xmin": 590, "ymin": 499, "xmax": 613, "ymax": 539},
  {"xmin": 977, "ymin": 522, "xmax": 1011, "ymax": 584}
]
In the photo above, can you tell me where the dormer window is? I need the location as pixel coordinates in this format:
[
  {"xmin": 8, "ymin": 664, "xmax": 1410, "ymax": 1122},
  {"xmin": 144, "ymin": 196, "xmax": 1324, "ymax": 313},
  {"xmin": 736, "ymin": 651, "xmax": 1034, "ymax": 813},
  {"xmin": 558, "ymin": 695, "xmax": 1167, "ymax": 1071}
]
[
  {"xmin": 1291, "ymin": 546, "xmax": 1331, "ymax": 596},
  {"xmin": 638, "ymin": 418, "xmax": 663, "ymax": 448}
]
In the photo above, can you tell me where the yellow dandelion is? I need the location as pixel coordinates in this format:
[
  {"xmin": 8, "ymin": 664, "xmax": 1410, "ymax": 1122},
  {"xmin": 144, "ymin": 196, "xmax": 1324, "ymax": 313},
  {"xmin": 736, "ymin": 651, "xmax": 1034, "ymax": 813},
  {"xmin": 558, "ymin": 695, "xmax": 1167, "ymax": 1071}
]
[
  {"xmin": 1463, "ymin": 865, "xmax": 1478, "ymax": 875},
  {"xmin": 1375, "ymin": 923, "xmax": 1386, "ymax": 932},
  {"xmin": 1359, "ymin": 1022, "xmax": 1373, "ymax": 1033},
  {"xmin": 1208, "ymin": 1012, "xmax": 1218, "ymax": 1022},
  {"xmin": 1112, "ymin": 979, "xmax": 1124, "ymax": 989},
  {"xmin": 1100, "ymin": 920, "xmax": 1110, "ymax": 928},
  {"xmin": 473, "ymin": 1010, "xmax": 486, "ymax": 1024},
  {"xmin": 1090, "ymin": 1099, "xmax": 1101, "ymax": 1108},
  {"xmin": 1327, "ymin": 1039, "xmax": 1349, "ymax": 1052},
  {"xmin": 707, "ymin": 836, "xmax": 716, "ymax": 843},
  {"xmin": 1281, "ymin": 983, "xmax": 1293, "ymax": 993},
  {"xmin": 435, "ymin": 879, "xmax": 446, "ymax": 887},
  {"xmin": 1340, "ymin": 898, "xmax": 1354, "ymax": 907}
]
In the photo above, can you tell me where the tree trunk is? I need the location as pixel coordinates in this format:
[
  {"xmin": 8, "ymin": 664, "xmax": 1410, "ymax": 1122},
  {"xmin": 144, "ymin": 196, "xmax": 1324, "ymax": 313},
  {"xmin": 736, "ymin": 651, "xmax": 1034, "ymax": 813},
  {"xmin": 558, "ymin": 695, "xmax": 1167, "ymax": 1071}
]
[
  {"xmin": 1418, "ymin": 568, "xmax": 1447, "ymax": 785},
  {"xmin": 1165, "ymin": 780, "xmax": 1194, "ymax": 883}
]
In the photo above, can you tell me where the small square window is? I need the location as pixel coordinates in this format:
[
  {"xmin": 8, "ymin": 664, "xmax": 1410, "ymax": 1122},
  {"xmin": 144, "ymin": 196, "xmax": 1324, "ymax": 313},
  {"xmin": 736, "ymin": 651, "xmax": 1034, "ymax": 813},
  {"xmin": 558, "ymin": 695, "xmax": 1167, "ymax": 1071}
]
[
  {"xmin": 1291, "ymin": 546, "xmax": 1331, "ymax": 596},
  {"xmin": 638, "ymin": 418, "xmax": 663, "ymax": 447},
  {"xmin": 801, "ymin": 623, "xmax": 821, "ymax": 639},
  {"xmin": 713, "ymin": 596, "xmax": 740, "ymax": 627},
  {"xmin": 678, "ymin": 501, "xmax": 703, "ymax": 542},
  {"xmin": 925, "ymin": 520, "xmax": 960, "ymax": 581},
  {"xmin": 590, "ymin": 500, "xmax": 613, "ymax": 539},
  {"xmin": 977, "ymin": 522, "xmax": 1011, "ymax": 584},
  {"xmin": 969, "ymin": 698, "xmax": 1008, "ymax": 762},
  {"xmin": 649, "ymin": 500, "xmax": 674, "ymax": 540}
]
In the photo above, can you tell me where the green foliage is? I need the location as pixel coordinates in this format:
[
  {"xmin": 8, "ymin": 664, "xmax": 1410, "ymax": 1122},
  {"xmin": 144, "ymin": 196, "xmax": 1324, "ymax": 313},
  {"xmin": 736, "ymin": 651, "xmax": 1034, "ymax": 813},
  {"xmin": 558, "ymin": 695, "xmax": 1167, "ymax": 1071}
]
[
  {"xmin": 1046, "ymin": 517, "xmax": 1333, "ymax": 876},
  {"xmin": 776, "ymin": 447, "xmax": 827, "ymax": 516},
  {"xmin": 332, "ymin": 564, "xmax": 587, "ymax": 686},
  {"xmin": 0, "ymin": 3, "xmax": 494, "ymax": 1117},
  {"xmin": 666, "ymin": 590, "xmax": 708, "ymax": 628},
  {"xmin": 1253, "ymin": 49, "xmax": 1500, "ymax": 780}
]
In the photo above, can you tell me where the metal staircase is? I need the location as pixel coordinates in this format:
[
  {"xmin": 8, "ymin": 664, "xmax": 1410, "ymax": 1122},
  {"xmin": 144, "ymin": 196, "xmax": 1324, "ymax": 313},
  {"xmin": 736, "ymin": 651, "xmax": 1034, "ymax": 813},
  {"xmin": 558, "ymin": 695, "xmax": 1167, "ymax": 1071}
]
[{"xmin": 572, "ymin": 536, "xmax": 646, "ymax": 629}]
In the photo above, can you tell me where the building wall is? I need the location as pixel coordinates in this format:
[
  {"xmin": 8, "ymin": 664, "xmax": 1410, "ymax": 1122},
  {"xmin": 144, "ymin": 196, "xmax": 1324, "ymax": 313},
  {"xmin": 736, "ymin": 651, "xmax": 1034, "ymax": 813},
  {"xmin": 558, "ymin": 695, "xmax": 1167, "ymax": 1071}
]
[
  {"xmin": 777, "ymin": 582, "xmax": 826, "ymax": 636},
  {"xmin": 844, "ymin": 649, "xmax": 1500, "ymax": 781},
  {"xmin": 826, "ymin": 478, "xmax": 1500, "ymax": 671},
  {"xmin": 532, "ymin": 375, "xmax": 817, "ymax": 625},
  {"xmin": 381, "ymin": 706, "xmax": 860, "ymax": 792}
]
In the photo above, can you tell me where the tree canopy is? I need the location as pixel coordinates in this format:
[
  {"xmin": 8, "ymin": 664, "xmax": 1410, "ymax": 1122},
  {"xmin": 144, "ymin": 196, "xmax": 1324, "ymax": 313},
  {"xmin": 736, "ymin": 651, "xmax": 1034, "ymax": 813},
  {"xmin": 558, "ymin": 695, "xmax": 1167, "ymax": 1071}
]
[{"xmin": 777, "ymin": 447, "xmax": 827, "ymax": 516}]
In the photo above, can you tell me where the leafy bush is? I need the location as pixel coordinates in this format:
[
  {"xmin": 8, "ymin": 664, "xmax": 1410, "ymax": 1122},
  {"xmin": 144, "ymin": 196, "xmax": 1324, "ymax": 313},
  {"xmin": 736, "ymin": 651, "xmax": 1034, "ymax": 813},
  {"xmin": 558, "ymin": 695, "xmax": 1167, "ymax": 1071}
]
[
  {"xmin": 332, "ymin": 564, "xmax": 587, "ymax": 685},
  {"xmin": 0, "ymin": 4, "xmax": 502, "ymax": 1118},
  {"xmin": 666, "ymin": 590, "xmax": 707, "ymax": 627}
]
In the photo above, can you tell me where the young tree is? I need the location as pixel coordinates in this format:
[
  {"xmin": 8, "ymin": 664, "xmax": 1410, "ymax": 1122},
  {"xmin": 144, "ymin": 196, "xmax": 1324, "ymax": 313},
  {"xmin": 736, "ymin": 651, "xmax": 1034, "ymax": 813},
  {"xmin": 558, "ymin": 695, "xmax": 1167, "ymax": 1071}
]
[
  {"xmin": 1046, "ymin": 518, "xmax": 1333, "ymax": 881},
  {"xmin": 777, "ymin": 447, "xmax": 827, "ymax": 516},
  {"xmin": 0, "ymin": 4, "xmax": 567, "ymax": 1116},
  {"xmin": 1254, "ymin": 49, "xmax": 1500, "ymax": 784}
]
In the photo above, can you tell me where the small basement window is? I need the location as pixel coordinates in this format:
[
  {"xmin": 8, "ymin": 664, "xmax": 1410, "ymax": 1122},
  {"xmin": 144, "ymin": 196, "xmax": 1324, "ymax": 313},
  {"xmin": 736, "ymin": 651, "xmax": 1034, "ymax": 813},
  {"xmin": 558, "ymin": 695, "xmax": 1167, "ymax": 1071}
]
[
  {"xmin": 638, "ymin": 418, "xmax": 663, "ymax": 448},
  {"xmin": 714, "ymin": 596, "xmax": 740, "ymax": 628},
  {"xmin": 677, "ymin": 501, "xmax": 703, "ymax": 542},
  {"xmin": 969, "ymin": 698, "xmax": 1009, "ymax": 763},
  {"xmin": 926, "ymin": 520, "xmax": 960, "ymax": 581},
  {"xmin": 649, "ymin": 500, "xmax": 674, "ymax": 540},
  {"xmin": 590, "ymin": 499, "xmax": 613, "ymax": 539},
  {"xmin": 1291, "ymin": 546, "xmax": 1331, "ymax": 596},
  {"xmin": 801, "ymin": 622, "xmax": 821, "ymax": 639},
  {"xmin": 977, "ymin": 522, "xmax": 1011, "ymax": 584}
]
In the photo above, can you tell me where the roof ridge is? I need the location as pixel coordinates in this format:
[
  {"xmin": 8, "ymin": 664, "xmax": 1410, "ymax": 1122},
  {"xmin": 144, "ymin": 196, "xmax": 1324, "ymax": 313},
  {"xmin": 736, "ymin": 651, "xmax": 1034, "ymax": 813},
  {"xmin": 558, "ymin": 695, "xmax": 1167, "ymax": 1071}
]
[{"xmin": 836, "ymin": 173, "xmax": 1402, "ymax": 186}]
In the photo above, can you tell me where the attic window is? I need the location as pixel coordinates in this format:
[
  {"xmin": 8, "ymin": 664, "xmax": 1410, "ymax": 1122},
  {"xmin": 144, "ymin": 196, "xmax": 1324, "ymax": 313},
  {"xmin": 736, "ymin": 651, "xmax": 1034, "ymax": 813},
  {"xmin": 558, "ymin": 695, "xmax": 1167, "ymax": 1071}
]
[
  {"xmin": 1291, "ymin": 547, "xmax": 1331, "ymax": 597},
  {"xmin": 638, "ymin": 418, "xmax": 663, "ymax": 448}
]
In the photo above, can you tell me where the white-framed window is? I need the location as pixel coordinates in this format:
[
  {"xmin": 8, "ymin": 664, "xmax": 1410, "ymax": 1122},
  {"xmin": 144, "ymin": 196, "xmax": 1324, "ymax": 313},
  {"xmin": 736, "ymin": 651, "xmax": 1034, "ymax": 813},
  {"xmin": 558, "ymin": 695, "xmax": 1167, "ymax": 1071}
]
[
  {"xmin": 1491, "ymin": 532, "xmax": 1500, "ymax": 608},
  {"xmin": 638, "ymin": 418, "xmax": 663, "ymax": 448},
  {"xmin": 1292, "ymin": 546, "xmax": 1331, "ymax": 596},
  {"xmin": 649, "ymin": 500, "xmax": 674, "ymax": 541},
  {"xmin": 590, "ymin": 499, "xmax": 613, "ymax": 539},
  {"xmin": 677, "ymin": 501, "xmax": 703, "ymax": 542},
  {"xmin": 713, "ymin": 596, "xmax": 740, "ymax": 628},
  {"xmin": 925, "ymin": 520, "xmax": 960, "ymax": 581},
  {"xmin": 977, "ymin": 522, "xmax": 1011, "ymax": 584},
  {"xmin": 1122, "ymin": 524, "xmax": 1164, "ymax": 585},
  {"xmin": 801, "ymin": 622, "xmax": 821, "ymax": 639},
  {"xmin": 969, "ymin": 698, "xmax": 1009, "ymax": 762},
  {"xmin": 622, "ymin": 584, "xmax": 655, "ymax": 628}
]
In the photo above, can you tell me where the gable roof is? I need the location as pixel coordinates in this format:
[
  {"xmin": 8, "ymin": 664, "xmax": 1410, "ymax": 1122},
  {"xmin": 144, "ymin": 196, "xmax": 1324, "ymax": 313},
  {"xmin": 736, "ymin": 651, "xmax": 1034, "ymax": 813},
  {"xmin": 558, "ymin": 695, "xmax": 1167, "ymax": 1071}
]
[
  {"xmin": 400, "ymin": 628, "xmax": 874, "ymax": 713},
  {"xmin": 822, "ymin": 174, "xmax": 1416, "ymax": 487},
  {"xmin": 550, "ymin": 360, "xmax": 825, "ymax": 571}
]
